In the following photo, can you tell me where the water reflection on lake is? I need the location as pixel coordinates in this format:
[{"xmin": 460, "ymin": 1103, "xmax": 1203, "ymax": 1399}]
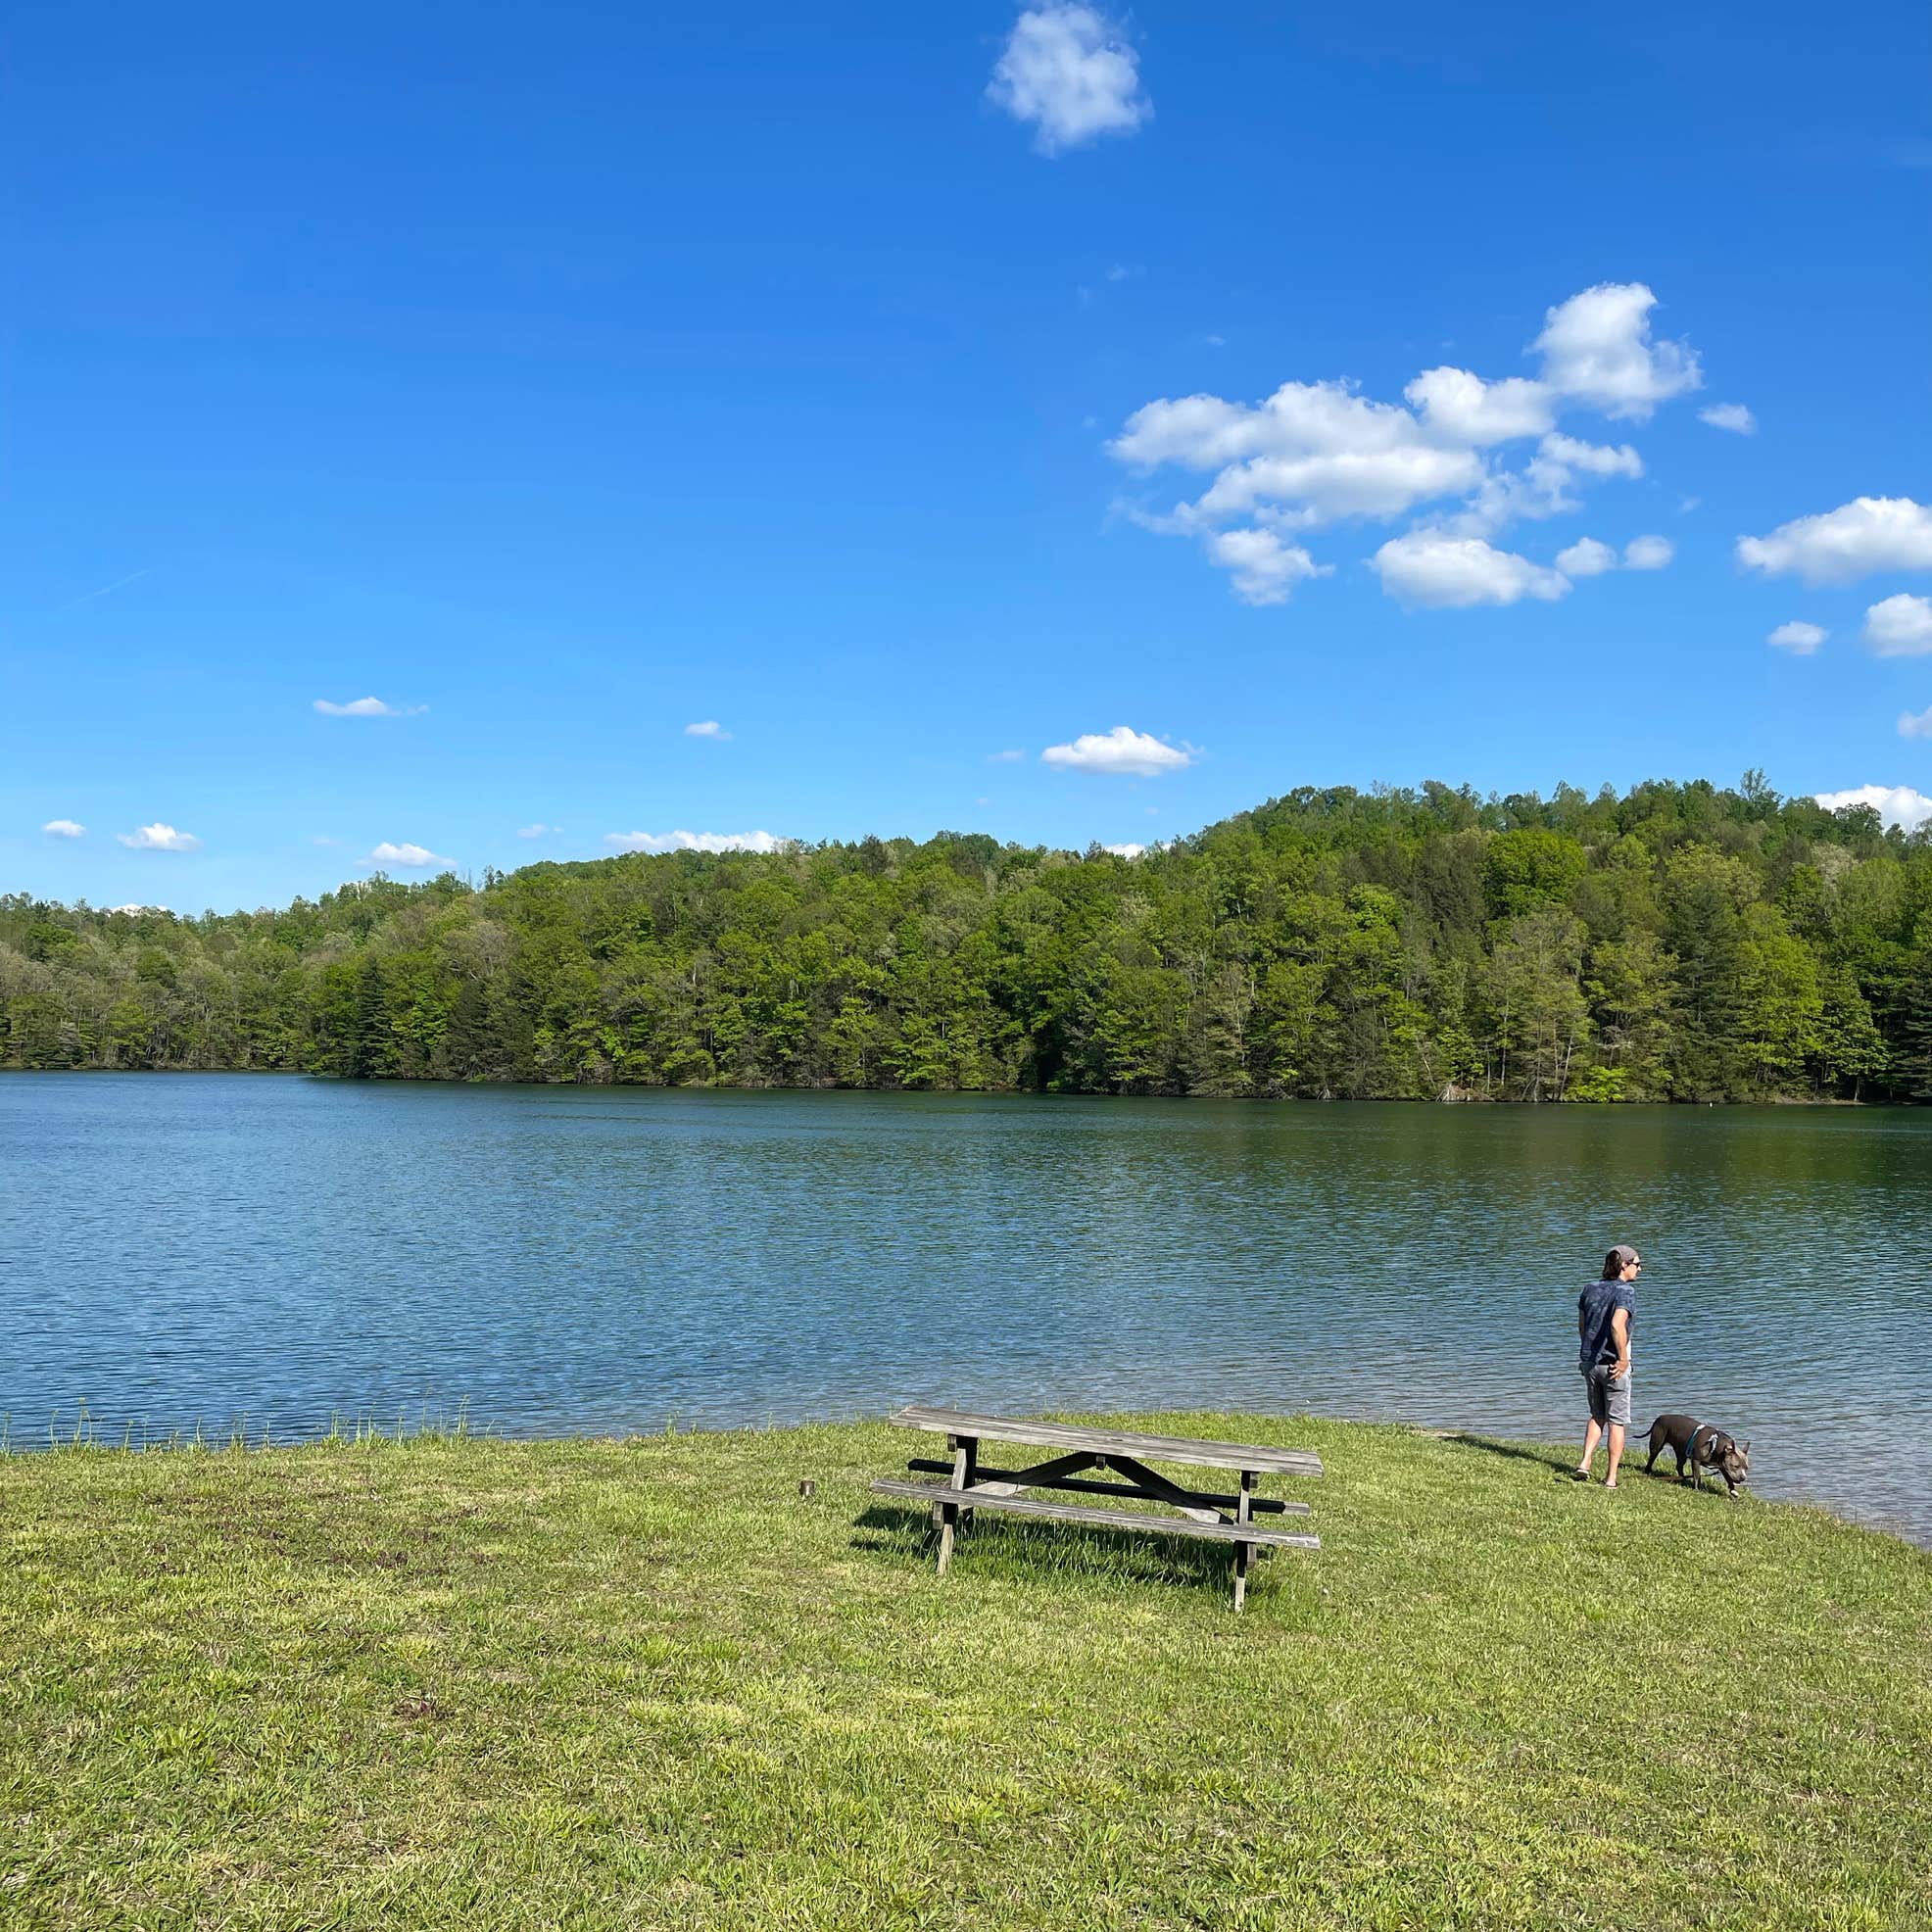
[{"xmin": 3, "ymin": 1074, "xmax": 1927, "ymax": 1544}]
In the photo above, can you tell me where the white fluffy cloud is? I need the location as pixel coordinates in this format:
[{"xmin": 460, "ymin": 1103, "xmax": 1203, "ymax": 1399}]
[
  {"xmin": 1110, "ymin": 283, "xmax": 1688, "ymax": 604},
  {"xmin": 314, "ymin": 697, "xmax": 426, "ymax": 718},
  {"xmin": 1623, "ymin": 534, "xmax": 1673, "ymax": 570},
  {"xmin": 1899, "ymin": 708, "xmax": 1932, "ymax": 741},
  {"xmin": 1532, "ymin": 283, "xmax": 1701, "ymax": 419},
  {"xmin": 1101, "ymin": 843, "xmax": 1147, "ymax": 858},
  {"xmin": 42, "ymin": 818, "xmax": 86, "ymax": 839},
  {"xmin": 1814, "ymin": 784, "xmax": 1932, "ymax": 831},
  {"xmin": 603, "ymin": 830, "xmax": 791, "ymax": 854},
  {"xmin": 1041, "ymin": 726, "xmax": 1193, "ymax": 776},
  {"xmin": 1738, "ymin": 497, "xmax": 1932, "ymax": 585},
  {"xmin": 1767, "ymin": 621, "xmax": 1827, "ymax": 654},
  {"xmin": 988, "ymin": 5, "xmax": 1148, "ymax": 155},
  {"xmin": 684, "ymin": 720, "xmax": 731, "ymax": 740},
  {"xmin": 1539, "ymin": 433, "xmax": 1644, "ymax": 480},
  {"xmin": 1112, "ymin": 381, "xmax": 1485, "ymax": 526},
  {"xmin": 1207, "ymin": 527, "xmax": 1328, "ymax": 604},
  {"xmin": 1404, "ymin": 367, "xmax": 1555, "ymax": 445},
  {"xmin": 117, "ymin": 823, "xmax": 201, "ymax": 852},
  {"xmin": 1699, "ymin": 403, "xmax": 1757, "ymax": 434},
  {"xmin": 1863, "ymin": 593, "xmax": 1932, "ymax": 656},
  {"xmin": 367, "ymin": 841, "xmax": 452, "ymax": 868},
  {"xmin": 1555, "ymin": 538, "xmax": 1618, "ymax": 578},
  {"xmin": 1372, "ymin": 533, "xmax": 1569, "ymax": 608}
]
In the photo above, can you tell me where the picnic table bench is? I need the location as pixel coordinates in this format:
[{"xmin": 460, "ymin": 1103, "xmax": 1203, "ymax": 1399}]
[{"xmin": 871, "ymin": 1404, "xmax": 1323, "ymax": 1610}]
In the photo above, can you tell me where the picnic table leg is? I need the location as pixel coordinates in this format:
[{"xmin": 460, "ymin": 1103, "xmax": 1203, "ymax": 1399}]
[
  {"xmin": 935, "ymin": 1433, "xmax": 975, "ymax": 1577},
  {"xmin": 1232, "ymin": 1469, "xmax": 1255, "ymax": 1612}
]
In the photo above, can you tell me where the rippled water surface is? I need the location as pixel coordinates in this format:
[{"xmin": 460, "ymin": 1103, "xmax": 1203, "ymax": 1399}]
[{"xmin": 4, "ymin": 1074, "xmax": 1928, "ymax": 1542}]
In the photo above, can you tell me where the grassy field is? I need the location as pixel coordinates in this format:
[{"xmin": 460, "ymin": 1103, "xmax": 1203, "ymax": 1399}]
[{"xmin": 2, "ymin": 1415, "xmax": 1927, "ymax": 1930}]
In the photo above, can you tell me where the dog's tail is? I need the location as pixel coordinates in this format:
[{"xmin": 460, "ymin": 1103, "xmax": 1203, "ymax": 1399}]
[{"xmin": 1630, "ymin": 1416, "xmax": 1666, "ymax": 1443}]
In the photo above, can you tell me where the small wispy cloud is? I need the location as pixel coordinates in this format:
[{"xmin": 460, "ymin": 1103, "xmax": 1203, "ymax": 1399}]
[
  {"xmin": 1373, "ymin": 534, "xmax": 1568, "ymax": 608},
  {"xmin": 604, "ymin": 830, "xmax": 791, "ymax": 854},
  {"xmin": 314, "ymin": 697, "xmax": 428, "ymax": 718},
  {"xmin": 1042, "ymin": 726, "xmax": 1194, "ymax": 776},
  {"xmin": 1699, "ymin": 402, "xmax": 1757, "ymax": 435},
  {"xmin": 988, "ymin": 4, "xmax": 1150, "ymax": 156},
  {"xmin": 516, "ymin": 823, "xmax": 561, "ymax": 838},
  {"xmin": 1899, "ymin": 707, "xmax": 1932, "ymax": 741},
  {"xmin": 684, "ymin": 720, "xmax": 732, "ymax": 740},
  {"xmin": 42, "ymin": 818, "xmax": 86, "ymax": 839},
  {"xmin": 49, "ymin": 567, "xmax": 150, "ymax": 617},
  {"xmin": 1101, "ymin": 843, "xmax": 1147, "ymax": 858},
  {"xmin": 310, "ymin": 835, "xmax": 340, "ymax": 846},
  {"xmin": 987, "ymin": 749, "xmax": 1027, "ymax": 764},
  {"xmin": 366, "ymin": 841, "xmax": 452, "ymax": 869},
  {"xmin": 1622, "ymin": 534, "xmax": 1674, "ymax": 570},
  {"xmin": 1865, "ymin": 594, "xmax": 1932, "ymax": 656},
  {"xmin": 1768, "ymin": 621, "xmax": 1827, "ymax": 654},
  {"xmin": 1555, "ymin": 538, "xmax": 1618, "ymax": 579},
  {"xmin": 117, "ymin": 823, "xmax": 201, "ymax": 852}
]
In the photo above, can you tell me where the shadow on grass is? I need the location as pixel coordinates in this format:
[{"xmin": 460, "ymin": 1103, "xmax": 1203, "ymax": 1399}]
[
  {"xmin": 1445, "ymin": 1433, "xmax": 1580, "ymax": 1477},
  {"xmin": 852, "ymin": 1502, "xmax": 1242, "ymax": 1598}
]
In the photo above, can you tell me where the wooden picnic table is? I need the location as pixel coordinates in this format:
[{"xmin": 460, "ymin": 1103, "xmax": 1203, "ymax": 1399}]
[{"xmin": 871, "ymin": 1405, "xmax": 1323, "ymax": 1611}]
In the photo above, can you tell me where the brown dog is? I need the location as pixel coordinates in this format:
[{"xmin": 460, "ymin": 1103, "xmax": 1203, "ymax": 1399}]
[{"xmin": 1638, "ymin": 1413, "xmax": 1751, "ymax": 1498}]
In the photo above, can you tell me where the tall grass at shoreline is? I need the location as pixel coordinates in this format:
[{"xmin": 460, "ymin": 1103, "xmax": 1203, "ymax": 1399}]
[
  {"xmin": 2, "ymin": 1397, "xmax": 483, "ymax": 1457},
  {"xmin": 3, "ymin": 1415, "xmax": 1927, "ymax": 1929}
]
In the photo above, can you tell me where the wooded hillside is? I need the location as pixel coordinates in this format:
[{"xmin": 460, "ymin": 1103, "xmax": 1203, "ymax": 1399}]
[{"xmin": 5, "ymin": 775, "xmax": 1928, "ymax": 1100}]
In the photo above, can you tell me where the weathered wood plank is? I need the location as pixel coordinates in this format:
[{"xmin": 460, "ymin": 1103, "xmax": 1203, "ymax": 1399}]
[
  {"xmin": 887, "ymin": 1406, "xmax": 1323, "ymax": 1478},
  {"xmin": 902, "ymin": 1457, "xmax": 1307, "ymax": 1515},
  {"xmin": 870, "ymin": 1479, "xmax": 1321, "ymax": 1551}
]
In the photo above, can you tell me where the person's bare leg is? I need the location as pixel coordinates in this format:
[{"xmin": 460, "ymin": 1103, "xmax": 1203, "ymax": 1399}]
[
  {"xmin": 1604, "ymin": 1422, "xmax": 1625, "ymax": 1487},
  {"xmin": 1576, "ymin": 1418, "xmax": 1602, "ymax": 1477}
]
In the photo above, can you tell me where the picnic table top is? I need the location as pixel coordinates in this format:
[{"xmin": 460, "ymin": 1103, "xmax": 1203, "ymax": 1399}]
[{"xmin": 887, "ymin": 1405, "xmax": 1325, "ymax": 1478}]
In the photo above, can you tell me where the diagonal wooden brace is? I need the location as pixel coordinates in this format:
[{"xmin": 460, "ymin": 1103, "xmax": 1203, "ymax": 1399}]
[
  {"xmin": 1101, "ymin": 1453, "xmax": 1230, "ymax": 1526},
  {"xmin": 952, "ymin": 1450, "xmax": 1100, "ymax": 1499}
]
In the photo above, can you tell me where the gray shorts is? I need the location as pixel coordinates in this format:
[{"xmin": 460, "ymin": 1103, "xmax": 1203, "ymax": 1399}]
[{"xmin": 1585, "ymin": 1367, "xmax": 1631, "ymax": 1428}]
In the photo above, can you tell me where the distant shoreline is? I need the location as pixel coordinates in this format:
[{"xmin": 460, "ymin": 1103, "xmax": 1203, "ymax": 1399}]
[{"xmin": 0, "ymin": 1067, "xmax": 1910, "ymax": 1106}]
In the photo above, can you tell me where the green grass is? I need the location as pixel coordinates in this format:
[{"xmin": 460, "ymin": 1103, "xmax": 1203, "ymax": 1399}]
[{"xmin": 2, "ymin": 1415, "xmax": 1927, "ymax": 1930}]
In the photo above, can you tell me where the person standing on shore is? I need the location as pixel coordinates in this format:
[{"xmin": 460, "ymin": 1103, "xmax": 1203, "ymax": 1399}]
[{"xmin": 1574, "ymin": 1244, "xmax": 1641, "ymax": 1486}]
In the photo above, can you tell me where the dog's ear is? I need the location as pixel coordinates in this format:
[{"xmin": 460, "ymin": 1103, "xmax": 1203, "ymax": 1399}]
[{"xmin": 1742, "ymin": 1440, "xmax": 1750, "ymax": 1455}]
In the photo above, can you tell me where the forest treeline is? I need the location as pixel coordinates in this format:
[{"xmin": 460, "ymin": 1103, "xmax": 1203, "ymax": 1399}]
[{"xmin": 4, "ymin": 775, "xmax": 1929, "ymax": 1101}]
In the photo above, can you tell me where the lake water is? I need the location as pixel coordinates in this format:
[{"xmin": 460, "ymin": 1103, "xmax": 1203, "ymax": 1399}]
[{"xmin": 3, "ymin": 1074, "xmax": 1928, "ymax": 1544}]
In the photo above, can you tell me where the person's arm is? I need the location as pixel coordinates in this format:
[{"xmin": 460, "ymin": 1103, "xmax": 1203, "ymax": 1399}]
[{"xmin": 1609, "ymin": 1305, "xmax": 1630, "ymax": 1380}]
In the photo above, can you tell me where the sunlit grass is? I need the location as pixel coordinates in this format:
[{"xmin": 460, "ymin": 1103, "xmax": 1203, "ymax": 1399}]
[{"xmin": 2, "ymin": 1416, "xmax": 1926, "ymax": 1928}]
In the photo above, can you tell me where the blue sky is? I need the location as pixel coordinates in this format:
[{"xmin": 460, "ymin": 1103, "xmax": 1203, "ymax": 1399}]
[{"xmin": 5, "ymin": 1, "xmax": 1929, "ymax": 910}]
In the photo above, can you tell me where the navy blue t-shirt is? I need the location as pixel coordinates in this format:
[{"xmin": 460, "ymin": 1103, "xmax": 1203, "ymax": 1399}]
[{"xmin": 1577, "ymin": 1278, "xmax": 1635, "ymax": 1375}]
